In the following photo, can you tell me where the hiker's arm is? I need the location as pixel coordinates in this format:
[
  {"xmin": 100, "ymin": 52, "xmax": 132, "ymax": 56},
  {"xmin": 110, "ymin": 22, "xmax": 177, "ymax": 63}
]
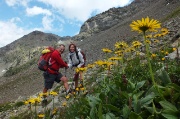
[
  {"xmin": 77, "ymin": 52, "xmax": 84, "ymax": 68},
  {"xmin": 67, "ymin": 55, "xmax": 73, "ymax": 68},
  {"xmin": 53, "ymin": 52, "xmax": 68, "ymax": 67}
]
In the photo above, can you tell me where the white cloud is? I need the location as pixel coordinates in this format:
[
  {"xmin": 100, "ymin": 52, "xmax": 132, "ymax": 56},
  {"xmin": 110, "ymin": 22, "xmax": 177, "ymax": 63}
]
[
  {"xmin": 5, "ymin": 0, "xmax": 30, "ymax": 7},
  {"xmin": 26, "ymin": 6, "xmax": 52, "ymax": 16},
  {"xmin": 38, "ymin": 0, "xmax": 132, "ymax": 21},
  {"xmin": 0, "ymin": 18, "xmax": 37, "ymax": 48},
  {"xmin": 42, "ymin": 16, "xmax": 53, "ymax": 31}
]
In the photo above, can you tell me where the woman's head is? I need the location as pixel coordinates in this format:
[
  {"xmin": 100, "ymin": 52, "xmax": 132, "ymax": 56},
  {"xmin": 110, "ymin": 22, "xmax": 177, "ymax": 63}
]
[{"xmin": 69, "ymin": 44, "xmax": 77, "ymax": 53}]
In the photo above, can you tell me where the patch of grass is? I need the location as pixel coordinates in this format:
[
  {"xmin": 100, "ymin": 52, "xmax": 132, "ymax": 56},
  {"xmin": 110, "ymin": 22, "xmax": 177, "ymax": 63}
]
[
  {"xmin": 0, "ymin": 101, "xmax": 24, "ymax": 112},
  {"xmin": 162, "ymin": 6, "xmax": 180, "ymax": 22},
  {"xmin": 3, "ymin": 58, "xmax": 37, "ymax": 77},
  {"xmin": 0, "ymin": 102, "xmax": 12, "ymax": 112}
]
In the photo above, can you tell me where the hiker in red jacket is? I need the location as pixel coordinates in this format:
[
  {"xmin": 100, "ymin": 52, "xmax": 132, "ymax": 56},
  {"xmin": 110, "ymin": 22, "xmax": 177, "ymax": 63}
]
[{"xmin": 42, "ymin": 44, "xmax": 70, "ymax": 106}]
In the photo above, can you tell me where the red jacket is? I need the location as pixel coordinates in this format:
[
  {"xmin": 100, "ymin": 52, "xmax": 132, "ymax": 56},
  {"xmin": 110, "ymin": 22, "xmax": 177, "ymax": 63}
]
[{"xmin": 47, "ymin": 50, "xmax": 68, "ymax": 74}]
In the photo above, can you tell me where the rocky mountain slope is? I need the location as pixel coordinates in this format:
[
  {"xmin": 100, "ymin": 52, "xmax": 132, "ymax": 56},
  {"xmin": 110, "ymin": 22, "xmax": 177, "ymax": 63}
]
[{"xmin": 0, "ymin": 0, "xmax": 180, "ymax": 104}]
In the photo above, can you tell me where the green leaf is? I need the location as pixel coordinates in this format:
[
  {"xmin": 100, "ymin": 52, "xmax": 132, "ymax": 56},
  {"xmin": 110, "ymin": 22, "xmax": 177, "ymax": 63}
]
[
  {"xmin": 140, "ymin": 93, "xmax": 155, "ymax": 107},
  {"xmin": 135, "ymin": 81, "xmax": 146, "ymax": 90},
  {"xmin": 105, "ymin": 113, "xmax": 116, "ymax": 119},
  {"xmin": 161, "ymin": 113, "xmax": 178, "ymax": 119},
  {"xmin": 159, "ymin": 101, "xmax": 178, "ymax": 111},
  {"xmin": 157, "ymin": 69, "xmax": 171, "ymax": 85},
  {"xmin": 147, "ymin": 115, "xmax": 155, "ymax": 119},
  {"xmin": 129, "ymin": 112, "xmax": 143, "ymax": 119},
  {"xmin": 103, "ymin": 104, "xmax": 120, "ymax": 112},
  {"xmin": 144, "ymin": 106, "xmax": 153, "ymax": 114},
  {"xmin": 98, "ymin": 103, "xmax": 103, "ymax": 119},
  {"xmin": 122, "ymin": 105, "xmax": 131, "ymax": 119},
  {"xmin": 167, "ymin": 83, "xmax": 180, "ymax": 92}
]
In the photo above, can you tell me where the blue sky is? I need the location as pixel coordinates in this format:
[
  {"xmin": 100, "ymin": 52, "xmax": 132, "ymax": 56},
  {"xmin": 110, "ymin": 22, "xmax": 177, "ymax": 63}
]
[{"xmin": 0, "ymin": 0, "xmax": 133, "ymax": 48}]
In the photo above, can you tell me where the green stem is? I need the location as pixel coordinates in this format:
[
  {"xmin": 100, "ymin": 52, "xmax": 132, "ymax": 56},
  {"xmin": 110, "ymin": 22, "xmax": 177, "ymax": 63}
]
[{"xmin": 143, "ymin": 31, "xmax": 156, "ymax": 85}]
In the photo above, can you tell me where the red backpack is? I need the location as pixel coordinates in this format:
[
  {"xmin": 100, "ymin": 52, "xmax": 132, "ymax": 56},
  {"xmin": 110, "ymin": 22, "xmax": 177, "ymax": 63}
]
[{"xmin": 38, "ymin": 47, "xmax": 55, "ymax": 71}]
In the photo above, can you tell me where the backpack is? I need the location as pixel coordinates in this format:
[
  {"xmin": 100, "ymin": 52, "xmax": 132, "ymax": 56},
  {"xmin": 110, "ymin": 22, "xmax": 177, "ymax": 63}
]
[
  {"xmin": 38, "ymin": 47, "xmax": 55, "ymax": 71},
  {"xmin": 70, "ymin": 51, "xmax": 86, "ymax": 66}
]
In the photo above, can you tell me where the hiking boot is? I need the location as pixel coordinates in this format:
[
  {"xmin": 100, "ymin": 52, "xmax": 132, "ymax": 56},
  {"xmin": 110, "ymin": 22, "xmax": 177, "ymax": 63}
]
[{"xmin": 41, "ymin": 99, "xmax": 48, "ymax": 107}]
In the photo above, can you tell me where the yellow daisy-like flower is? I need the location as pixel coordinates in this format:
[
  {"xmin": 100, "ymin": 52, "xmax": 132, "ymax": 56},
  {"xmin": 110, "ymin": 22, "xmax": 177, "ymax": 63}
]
[
  {"xmin": 173, "ymin": 48, "xmax": 176, "ymax": 51},
  {"xmin": 136, "ymin": 51, "xmax": 140, "ymax": 56},
  {"xmin": 132, "ymin": 41, "xmax": 142, "ymax": 48},
  {"xmin": 161, "ymin": 50, "xmax": 164, "ymax": 53},
  {"xmin": 130, "ymin": 17, "xmax": 161, "ymax": 33},
  {"xmin": 34, "ymin": 97, "xmax": 41, "ymax": 103},
  {"xmin": 146, "ymin": 34, "xmax": 153, "ymax": 38},
  {"xmin": 162, "ymin": 58, "xmax": 165, "ymax": 61},
  {"xmin": 94, "ymin": 60, "xmax": 106, "ymax": 66},
  {"xmin": 50, "ymin": 91, "xmax": 58, "ymax": 96},
  {"xmin": 153, "ymin": 39, "xmax": 159, "ymax": 43},
  {"xmin": 52, "ymin": 108, "xmax": 58, "ymax": 115},
  {"xmin": 75, "ymin": 67, "xmax": 87, "ymax": 73},
  {"xmin": 62, "ymin": 102, "xmax": 67, "ymax": 107},
  {"xmin": 146, "ymin": 40, "xmax": 151, "ymax": 44},
  {"xmin": 161, "ymin": 28, "xmax": 169, "ymax": 35},
  {"xmin": 39, "ymin": 92, "xmax": 49, "ymax": 97},
  {"xmin": 80, "ymin": 87, "xmax": 85, "ymax": 91},
  {"xmin": 38, "ymin": 114, "xmax": 45, "ymax": 118},
  {"xmin": 165, "ymin": 52, "xmax": 169, "ymax": 55},
  {"xmin": 65, "ymin": 95, "xmax": 70, "ymax": 99},
  {"xmin": 75, "ymin": 87, "xmax": 80, "ymax": 91},
  {"xmin": 27, "ymin": 97, "xmax": 35, "ymax": 104},
  {"xmin": 115, "ymin": 41, "xmax": 128, "ymax": 49},
  {"xmin": 102, "ymin": 48, "xmax": 112, "ymax": 53},
  {"xmin": 24, "ymin": 100, "xmax": 29, "ymax": 105},
  {"xmin": 151, "ymin": 54, "xmax": 156, "ymax": 58},
  {"xmin": 109, "ymin": 57, "xmax": 121, "ymax": 61},
  {"xmin": 87, "ymin": 64, "xmax": 95, "ymax": 68}
]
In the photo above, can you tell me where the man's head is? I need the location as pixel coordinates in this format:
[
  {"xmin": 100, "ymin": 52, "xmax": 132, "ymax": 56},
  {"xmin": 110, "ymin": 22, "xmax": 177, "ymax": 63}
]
[{"xmin": 56, "ymin": 44, "xmax": 65, "ymax": 53}]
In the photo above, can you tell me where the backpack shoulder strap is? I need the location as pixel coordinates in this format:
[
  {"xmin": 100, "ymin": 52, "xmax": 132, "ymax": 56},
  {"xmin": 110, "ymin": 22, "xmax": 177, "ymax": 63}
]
[{"xmin": 76, "ymin": 51, "xmax": 80, "ymax": 60}]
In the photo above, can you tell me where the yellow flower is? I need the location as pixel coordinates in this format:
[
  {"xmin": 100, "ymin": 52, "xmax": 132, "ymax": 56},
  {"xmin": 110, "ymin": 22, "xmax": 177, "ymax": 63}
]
[
  {"xmin": 39, "ymin": 92, "xmax": 49, "ymax": 97},
  {"xmin": 62, "ymin": 102, "xmax": 67, "ymax": 107},
  {"xmin": 102, "ymin": 48, "xmax": 112, "ymax": 53},
  {"xmin": 80, "ymin": 87, "xmax": 85, "ymax": 91},
  {"xmin": 34, "ymin": 97, "xmax": 41, "ymax": 103},
  {"xmin": 146, "ymin": 34, "xmax": 153, "ymax": 38},
  {"xmin": 50, "ymin": 91, "xmax": 58, "ymax": 96},
  {"xmin": 153, "ymin": 39, "xmax": 159, "ymax": 43},
  {"xmin": 161, "ymin": 28, "xmax": 169, "ymax": 35},
  {"xmin": 132, "ymin": 41, "xmax": 142, "ymax": 48},
  {"xmin": 95, "ymin": 60, "xmax": 106, "ymax": 66},
  {"xmin": 161, "ymin": 50, "xmax": 164, "ymax": 53},
  {"xmin": 165, "ymin": 52, "xmax": 169, "ymax": 55},
  {"xmin": 27, "ymin": 97, "xmax": 35, "ymax": 104},
  {"xmin": 38, "ymin": 114, "xmax": 45, "ymax": 118},
  {"xmin": 162, "ymin": 58, "xmax": 165, "ymax": 61},
  {"xmin": 87, "ymin": 64, "xmax": 95, "ymax": 68},
  {"xmin": 130, "ymin": 17, "xmax": 161, "ymax": 33},
  {"xmin": 115, "ymin": 41, "xmax": 128, "ymax": 49},
  {"xmin": 75, "ymin": 87, "xmax": 79, "ymax": 91},
  {"xmin": 151, "ymin": 54, "xmax": 156, "ymax": 58},
  {"xmin": 24, "ymin": 100, "xmax": 29, "ymax": 105},
  {"xmin": 65, "ymin": 95, "xmax": 70, "ymax": 99},
  {"xmin": 109, "ymin": 57, "xmax": 121, "ymax": 61},
  {"xmin": 146, "ymin": 40, "xmax": 151, "ymax": 44},
  {"xmin": 52, "ymin": 108, "xmax": 58, "ymax": 115},
  {"xmin": 173, "ymin": 48, "xmax": 176, "ymax": 51},
  {"xmin": 75, "ymin": 67, "xmax": 87, "ymax": 73}
]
